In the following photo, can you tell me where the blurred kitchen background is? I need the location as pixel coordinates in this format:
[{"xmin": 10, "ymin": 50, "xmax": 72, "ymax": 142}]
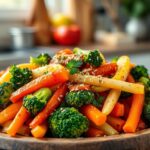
[{"xmin": 0, "ymin": 0, "xmax": 150, "ymax": 71}]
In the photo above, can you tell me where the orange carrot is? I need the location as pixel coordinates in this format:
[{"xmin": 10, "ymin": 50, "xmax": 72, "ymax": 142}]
[
  {"xmin": 31, "ymin": 122, "xmax": 48, "ymax": 138},
  {"xmin": 83, "ymin": 63, "xmax": 117, "ymax": 76},
  {"xmin": 110, "ymin": 102, "xmax": 124, "ymax": 117},
  {"xmin": 80, "ymin": 104, "xmax": 107, "ymax": 126},
  {"xmin": 57, "ymin": 49, "xmax": 73, "ymax": 55},
  {"xmin": 69, "ymin": 84, "xmax": 90, "ymax": 91},
  {"xmin": 30, "ymin": 84, "xmax": 67, "ymax": 128},
  {"xmin": 7, "ymin": 106, "xmax": 30, "ymax": 136},
  {"xmin": 123, "ymin": 94, "xmax": 144, "ymax": 133},
  {"xmin": 107, "ymin": 116, "xmax": 125, "ymax": 132},
  {"xmin": 10, "ymin": 68, "xmax": 69, "ymax": 103},
  {"xmin": 86, "ymin": 127, "xmax": 104, "ymax": 137},
  {"xmin": 0, "ymin": 101, "xmax": 22, "ymax": 124},
  {"xmin": 126, "ymin": 74, "xmax": 135, "ymax": 83}
]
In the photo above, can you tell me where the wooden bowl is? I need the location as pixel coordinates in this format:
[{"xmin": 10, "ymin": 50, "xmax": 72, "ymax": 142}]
[{"xmin": 0, "ymin": 129, "xmax": 150, "ymax": 150}]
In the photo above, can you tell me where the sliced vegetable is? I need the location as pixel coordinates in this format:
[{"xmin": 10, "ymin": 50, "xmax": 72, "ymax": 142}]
[
  {"xmin": 56, "ymin": 49, "xmax": 73, "ymax": 55},
  {"xmin": 102, "ymin": 56, "xmax": 131, "ymax": 115},
  {"xmin": 107, "ymin": 116, "xmax": 125, "ymax": 132},
  {"xmin": 86, "ymin": 127, "xmax": 104, "ymax": 137},
  {"xmin": 32, "ymin": 64, "xmax": 64, "ymax": 79},
  {"xmin": 69, "ymin": 84, "xmax": 90, "ymax": 91},
  {"xmin": 123, "ymin": 94, "xmax": 144, "ymax": 133},
  {"xmin": 69, "ymin": 74, "xmax": 144, "ymax": 94},
  {"xmin": 96, "ymin": 122, "xmax": 119, "ymax": 135},
  {"xmin": 110, "ymin": 103, "xmax": 124, "ymax": 117},
  {"xmin": 10, "ymin": 67, "xmax": 69, "ymax": 103},
  {"xmin": 30, "ymin": 84, "xmax": 67, "ymax": 128},
  {"xmin": 80, "ymin": 104, "xmax": 106, "ymax": 126},
  {"xmin": 0, "ymin": 101, "xmax": 22, "ymax": 124},
  {"xmin": 84, "ymin": 63, "xmax": 117, "ymax": 76},
  {"xmin": 2, "ymin": 120, "xmax": 30, "ymax": 136},
  {"xmin": 7, "ymin": 106, "xmax": 30, "ymax": 136},
  {"xmin": 31, "ymin": 122, "xmax": 48, "ymax": 138}
]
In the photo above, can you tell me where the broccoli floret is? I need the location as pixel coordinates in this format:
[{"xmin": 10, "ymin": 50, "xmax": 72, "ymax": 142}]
[
  {"xmin": 49, "ymin": 107, "xmax": 89, "ymax": 138},
  {"xmin": 131, "ymin": 65, "xmax": 149, "ymax": 80},
  {"xmin": 23, "ymin": 88, "xmax": 52, "ymax": 116},
  {"xmin": 30, "ymin": 53, "xmax": 51, "ymax": 66},
  {"xmin": 0, "ymin": 82, "xmax": 14, "ymax": 107},
  {"xmin": 73, "ymin": 48, "xmax": 104, "ymax": 67},
  {"xmin": 65, "ymin": 90, "xmax": 95, "ymax": 108},
  {"xmin": 139, "ymin": 77, "xmax": 150, "ymax": 92},
  {"xmin": 9, "ymin": 65, "xmax": 33, "ymax": 90},
  {"xmin": 143, "ymin": 101, "xmax": 150, "ymax": 123}
]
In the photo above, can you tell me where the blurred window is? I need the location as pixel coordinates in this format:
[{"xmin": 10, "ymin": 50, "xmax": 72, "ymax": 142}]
[{"xmin": 0, "ymin": 0, "xmax": 28, "ymax": 10}]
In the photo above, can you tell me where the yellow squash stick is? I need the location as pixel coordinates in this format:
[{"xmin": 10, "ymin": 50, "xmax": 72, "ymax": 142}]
[
  {"xmin": 0, "ymin": 63, "xmax": 38, "ymax": 84},
  {"xmin": 102, "ymin": 56, "xmax": 131, "ymax": 115},
  {"xmin": 69, "ymin": 74, "xmax": 144, "ymax": 94},
  {"xmin": 95, "ymin": 122, "xmax": 119, "ymax": 136},
  {"xmin": 91, "ymin": 63, "xmax": 134, "ymax": 92},
  {"xmin": 32, "ymin": 64, "xmax": 66, "ymax": 79}
]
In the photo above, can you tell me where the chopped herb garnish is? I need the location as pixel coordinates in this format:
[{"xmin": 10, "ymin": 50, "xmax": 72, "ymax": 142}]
[{"xmin": 66, "ymin": 60, "xmax": 83, "ymax": 74}]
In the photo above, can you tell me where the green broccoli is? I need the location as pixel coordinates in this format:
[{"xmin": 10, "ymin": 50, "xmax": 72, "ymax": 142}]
[
  {"xmin": 49, "ymin": 107, "xmax": 89, "ymax": 138},
  {"xmin": 23, "ymin": 88, "xmax": 52, "ymax": 116},
  {"xmin": 65, "ymin": 90, "xmax": 95, "ymax": 108},
  {"xmin": 139, "ymin": 77, "xmax": 150, "ymax": 92},
  {"xmin": 30, "ymin": 53, "xmax": 51, "ymax": 66},
  {"xmin": 131, "ymin": 65, "xmax": 149, "ymax": 80},
  {"xmin": 0, "ymin": 82, "xmax": 14, "ymax": 107},
  {"xmin": 9, "ymin": 65, "xmax": 33, "ymax": 90},
  {"xmin": 73, "ymin": 48, "xmax": 104, "ymax": 67}
]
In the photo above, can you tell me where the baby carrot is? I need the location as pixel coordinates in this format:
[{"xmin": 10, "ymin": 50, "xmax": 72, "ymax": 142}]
[
  {"xmin": 10, "ymin": 67, "xmax": 69, "ymax": 103},
  {"xmin": 107, "ymin": 116, "xmax": 125, "ymax": 132},
  {"xmin": 31, "ymin": 122, "xmax": 48, "ymax": 138},
  {"xmin": 7, "ymin": 106, "xmax": 30, "ymax": 136},
  {"xmin": 30, "ymin": 84, "xmax": 67, "ymax": 129},
  {"xmin": 123, "ymin": 94, "xmax": 144, "ymax": 133},
  {"xmin": 80, "ymin": 104, "xmax": 106, "ymax": 126},
  {"xmin": 110, "ymin": 102, "xmax": 125, "ymax": 117},
  {"xmin": 0, "ymin": 101, "xmax": 22, "ymax": 125},
  {"xmin": 86, "ymin": 127, "xmax": 104, "ymax": 137}
]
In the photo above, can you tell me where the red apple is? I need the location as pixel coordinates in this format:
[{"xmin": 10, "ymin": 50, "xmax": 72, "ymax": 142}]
[{"xmin": 53, "ymin": 25, "xmax": 81, "ymax": 45}]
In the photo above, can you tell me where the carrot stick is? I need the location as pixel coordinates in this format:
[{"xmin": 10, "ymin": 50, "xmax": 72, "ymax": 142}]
[
  {"xmin": 31, "ymin": 122, "xmax": 48, "ymax": 138},
  {"xmin": 57, "ymin": 49, "xmax": 73, "ymax": 55},
  {"xmin": 2, "ymin": 120, "xmax": 30, "ymax": 136},
  {"xmin": 107, "ymin": 116, "xmax": 125, "ymax": 132},
  {"xmin": 80, "ymin": 104, "xmax": 106, "ymax": 126},
  {"xmin": 83, "ymin": 63, "xmax": 117, "ymax": 76},
  {"xmin": 126, "ymin": 74, "xmax": 135, "ymax": 83},
  {"xmin": 123, "ymin": 94, "xmax": 144, "ymax": 133},
  {"xmin": 0, "ymin": 101, "xmax": 22, "ymax": 124},
  {"xmin": 10, "ymin": 67, "xmax": 69, "ymax": 103},
  {"xmin": 86, "ymin": 127, "xmax": 105, "ymax": 137},
  {"xmin": 30, "ymin": 84, "xmax": 67, "ymax": 128},
  {"xmin": 69, "ymin": 84, "xmax": 90, "ymax": 91},
  {"xmin": 110, "ymin": 102, "xmax": 124, "ymax": 117},
  {"xmin": 7, "ymin": 106, "xmax": 30, "ymax": 136}
]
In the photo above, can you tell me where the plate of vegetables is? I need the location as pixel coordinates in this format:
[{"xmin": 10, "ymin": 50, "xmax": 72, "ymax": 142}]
[{"xmin": 0, "ymin": 48, "xmax": 150, "ymax": 150}]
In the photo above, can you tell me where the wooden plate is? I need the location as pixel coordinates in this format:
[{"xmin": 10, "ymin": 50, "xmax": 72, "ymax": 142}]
[{"xmin": 0, "ymin": 129, "xmax": 150, "ymax": 150}]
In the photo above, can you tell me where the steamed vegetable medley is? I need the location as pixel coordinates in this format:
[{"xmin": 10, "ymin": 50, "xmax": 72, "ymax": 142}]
[{"xmin": 0, "ymin": 48, "xmax": 149, "ymax": 138}]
